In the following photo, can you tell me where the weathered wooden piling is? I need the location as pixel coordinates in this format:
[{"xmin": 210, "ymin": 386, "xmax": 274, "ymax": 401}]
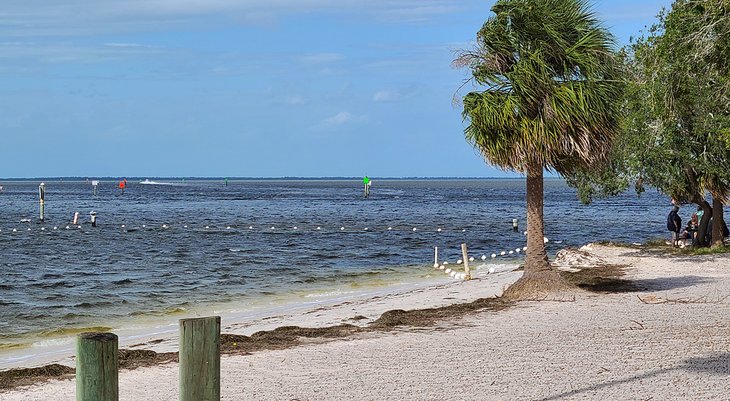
[
  {"xmin": 76, "ymin": 332, "xmax": 119, "ymax": 401},
  {"xmin": 179, "ymin": 316, "xmax": 221, "ymax": 401},
  {"xmin": 461, "ymin": 243, "xmax": 471, "ymax": 280}
]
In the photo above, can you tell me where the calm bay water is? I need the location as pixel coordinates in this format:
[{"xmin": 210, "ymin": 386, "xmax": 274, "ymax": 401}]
[{"xmin": 0, "ymin": 178, "xmax": 671, "ymax": 351}]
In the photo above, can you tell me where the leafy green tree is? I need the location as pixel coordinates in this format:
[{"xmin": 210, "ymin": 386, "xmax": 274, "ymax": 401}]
[
  {"xmin": 455, "ymin": 0, "xmax": 623, "ymax": 298},
  {"xmin": 568, "ymin": 0, "xmax": 730, "ymax": 247}
]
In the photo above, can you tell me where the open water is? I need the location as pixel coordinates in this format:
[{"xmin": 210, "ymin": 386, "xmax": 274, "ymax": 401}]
[{"xmin": 0, "ymin": 178, "xmax": 672, "ymax": 356}]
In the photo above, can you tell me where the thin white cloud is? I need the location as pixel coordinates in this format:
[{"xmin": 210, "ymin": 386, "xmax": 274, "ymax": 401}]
[
  {"xmin": 285, "ymin": 95, "xmax": 307, "ymax": 105},
  {"xmin": 299, "ymin": 53, "xmax": 343, "ymax": 65},
  {"xmin": 0, "ymin": 41, "xmax": 168, "ymax": 64},
  {"xmin": 373, "ymin": 87, "xmax": 418, "ymax": 102},
  {"xmin": 324, "ymin": 111, "xmax": 352, "ymax": 126},
  {"xmin": 313, "ymin": 111, "xmax": 365, "ymax": 131},
  {"xmin": 0, "ymin": 0, "xmax": 470, "ymax": 37}
]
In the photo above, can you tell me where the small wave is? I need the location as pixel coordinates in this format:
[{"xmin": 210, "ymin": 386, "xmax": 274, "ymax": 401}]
[
  {"xmin": 40, "ymin": 326, "xmax": 113, "ymax": 337},
  {"xmin": 0, "ymin": 341, "xmax": 29, "ymax": 351}
]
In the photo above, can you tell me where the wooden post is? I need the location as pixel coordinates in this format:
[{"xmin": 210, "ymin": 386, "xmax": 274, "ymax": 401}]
[
  {"xmin": 461, "ymin": 243, "xmax": 471, "ymax": 280},
  {"xmin": 180, "ymin": 316, "xmax": 221, "ymax": 401},
  {"xmin": 76, "ymin": 332, "xmax": 119, "ymax": 401}
]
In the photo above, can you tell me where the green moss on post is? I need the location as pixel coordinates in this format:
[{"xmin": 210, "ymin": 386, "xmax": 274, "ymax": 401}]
[
  {"xmin": 76, "ymin": 332, "xmax": 119, "ymax": 401},
  {"xmin": 179, "ymin": 316, "xmax": 221, "ymax": 401}
]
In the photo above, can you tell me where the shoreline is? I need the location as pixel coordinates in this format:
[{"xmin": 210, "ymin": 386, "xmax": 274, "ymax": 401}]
[
  {"xmin": 5, "ymin": 244, "xmax": 730, "ymax": 399},
  {"xmin": 0, "ymin": 261, "xmax": 521, "ymax": 371}
]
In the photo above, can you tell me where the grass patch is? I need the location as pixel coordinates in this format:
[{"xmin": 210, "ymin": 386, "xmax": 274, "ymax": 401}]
[{"xmin": 676, "ymin": 245, "xmax": 730, "ymax": 256}]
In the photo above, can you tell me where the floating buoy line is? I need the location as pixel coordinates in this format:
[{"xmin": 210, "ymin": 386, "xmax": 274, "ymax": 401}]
[{"xmin": 2, "ymin": 219, "xmax": 555, "ymax": 282}]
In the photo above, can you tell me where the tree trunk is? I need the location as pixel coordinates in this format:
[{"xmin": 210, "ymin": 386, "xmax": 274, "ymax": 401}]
[
  {"xmin": 711, "ymin": 197, "xmax": 725, "ymax": 248},
  {"xmin": 502, "ymin": 161, "xmax": 572, "ymax": 300},
  {"xmin": 524, "ymin": 161, "xmax": 549, "ymax": 271},
  {"xmin": 693, "ymin": 197, "xmax": 712, "ymax": 248}
]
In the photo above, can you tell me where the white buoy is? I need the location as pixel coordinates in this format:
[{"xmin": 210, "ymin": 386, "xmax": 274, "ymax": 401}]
[
  {"xmin": 12, "ymin": 228, "xmax": 17, "ymax": 232},
  {"xmin": 143, "ymin": 224, "xmax": 146, "ymax": 228},
  {"xmin": 226, "ymin": 226, "xmax": 231, "ymax": 230},
  {"xmin": 500, "ymin": 251, "xmax": 506, "ymax": 256},
  {"xmin": 469, "ymin": 257, "xmax": 474, "ymax": 262},
  {"xmin": 445, "ymin": 268, "xmax": 452, "ymax": 274},
  {"xmin": 340, "ymin": 227, "xmax": 345, "ymax": 231},
  {"xmin": 293, "ymin": 226, "xmax": 297, "ymax": 230},
  {"xmin": 523, "ymin": 231, "xmax": 527, "ymax": 235},
  {"xmin": 516, "ymin": 248, "xmax": 521, "ymax": 252},
  {"xmin": 387, "ymin": 227, "xmax": 392, "ymax": 230},
  {"xmin": 163, "ymin": 224, "xmax": 169, "ymax": 229},
  {"xmin": 437, "ymin": 228, "xmax": 442, "ymax": 232},
  {"xmin": 509, "ymin": 251, "xmax": 514, "ymax": 254},
  {"xmin": 491, "ymin": 253, "xmax": 496, "ymax": 258},
  {"xmin": 248, "ymin": 226, "xmax": 253, "ymax": 229},
  {"xmin": 41, "ymin": 227, "xmax": 45, "ymax": 231},
  {"xmin": 65, "ymin": 226, "xmax": 70, "ymax": 229},
  {"xmin": 270, "ymin": 226, "xmax": 275, "ymax": 230},
  {"xmin": 184, "ymin": 225, "xmax": 188, "ymax": 228},
  {"xmin": 121, "ymin": 224, "xmax": 126, "ymax": 228},
  {"xmin": 412, "ymin": 227, "xmax": 417, "ymax": 231},
  {"xmin": 316, "ymin": 227, "xmax": 321, "ymax": 230},
  {"xmin": 544, "ymin": 237, "xmax": 549, "ymax": 243},
  {"xmin": 53, "ymin": 226, "xmax": 58, "ymax": 230},
  {"xmin": 364, "ymin": 227, "xmax": 368, "ymax": 231},
  {"xmin": 443, "ymin": 261, "xmax": 449, "ymax": 265},
  {"xmin": 523, "ymin": 246, "xmax": 527, "ymax": 251},
  {"xmin": 457, "ymin": 259, "xmax": 463, "ymax": 264},
  {"xmin": 27, "ymin": 228, "xmax": 31, "ymax": 231},
  {"xmin": 462, "ymin": 229, "xmax": 466, "ymax": 232},
  {"xmin": 488, "ymin": 267, "xmax": 496, "ymax": 274},
  {"xmin": 481, "ymin": 255, "xmax": 486, "ymax": 260}
]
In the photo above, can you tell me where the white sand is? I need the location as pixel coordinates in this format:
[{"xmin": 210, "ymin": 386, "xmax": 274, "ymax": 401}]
[{"xmin": 4, "ymin": 245, "xmax": 730, "ymax": 400}]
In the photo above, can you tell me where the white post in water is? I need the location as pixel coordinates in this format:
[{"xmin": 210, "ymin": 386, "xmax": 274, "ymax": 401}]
[
  {"xmin": 90, "ymin": 211, "xmax": 97, "ymax": 227},
  {"xmin": 433, "ymin": 247, "xmax": 439, "ymax": 268},
  {"xmin": 38, "ymin": 183, "xmax": 46, "ymax": 222},
  {"xmin": 73, "ymin": 212, "xmax": 79, "ymax": 225},
  {"xmin": 92, "ymin": 180, "xmax": 99, "ymax": 196},
  {"xmin": 512, "ymin": 218, "xmax": 518, "ymax": 232},
  {"xmin": 461, "ymin": 243, "xmax": 471, "ymax": 280}
]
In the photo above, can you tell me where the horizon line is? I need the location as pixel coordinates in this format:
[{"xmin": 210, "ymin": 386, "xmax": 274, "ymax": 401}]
[{"xmin": 0, "ymin": 175, "xmax": 558, "ymax": 181}]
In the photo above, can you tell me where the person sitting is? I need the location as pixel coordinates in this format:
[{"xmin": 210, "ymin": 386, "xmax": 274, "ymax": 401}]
[{"xmin": 681, "ymin": 213, "xmax": 699, "ymax": 246}]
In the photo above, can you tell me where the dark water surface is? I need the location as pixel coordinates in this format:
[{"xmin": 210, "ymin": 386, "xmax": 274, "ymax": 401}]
[{"xmin": 0, "ymin": 178, "xmax": 672, "ymax": 350}]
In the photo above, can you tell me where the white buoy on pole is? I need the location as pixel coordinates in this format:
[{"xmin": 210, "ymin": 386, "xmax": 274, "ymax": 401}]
[{"xmin": 38, "ymin": 183, "xmax": 46, "ymax": 222}]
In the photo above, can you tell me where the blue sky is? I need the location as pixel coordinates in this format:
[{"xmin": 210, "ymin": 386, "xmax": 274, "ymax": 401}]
[{"xmin": 0, "ymin": 0, "xmax": 672, "ymax": 178}]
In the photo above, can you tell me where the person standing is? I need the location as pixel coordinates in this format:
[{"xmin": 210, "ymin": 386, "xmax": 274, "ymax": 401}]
[{"xmin": 666, "ymin": 205, "xmax": 682, "ymax": 247}]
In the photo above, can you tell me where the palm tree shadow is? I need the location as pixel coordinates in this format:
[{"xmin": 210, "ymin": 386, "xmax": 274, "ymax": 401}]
[
  {"xmin": 563, "ymin": 263, "xmax": 715, "ymax": 293},
  {"xmin": 538, "ymin": 353, "xmax": 730, "ymax": 401}
]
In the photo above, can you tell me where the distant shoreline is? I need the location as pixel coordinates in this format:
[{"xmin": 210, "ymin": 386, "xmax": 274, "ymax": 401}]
[{"xmin": 0, "ymin": 176, "xmax": 561, "ymax": 182}]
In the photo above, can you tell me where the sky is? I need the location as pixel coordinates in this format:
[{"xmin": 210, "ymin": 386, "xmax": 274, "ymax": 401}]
[{"xmin": 0, "ymin": 0, "xmax": 673, "ymax": 178}]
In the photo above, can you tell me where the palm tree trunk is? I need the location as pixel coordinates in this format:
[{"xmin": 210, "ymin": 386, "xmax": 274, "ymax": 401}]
[
  {"xmin": 502, "ymin": 160, "xmax": 572, "ymax": 300},
  {"xmin": 711, "ymin": 198, "xmax": 725, "ymax": 248},
  {"xmin": 525, "ymin": 160, "xmax": 550, "ymax": 271}
]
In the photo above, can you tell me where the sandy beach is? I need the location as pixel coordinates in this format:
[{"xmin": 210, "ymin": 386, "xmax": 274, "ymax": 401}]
[{"xmin": 3, "ymin": 244, "xmax": 730, "ymax": 400}]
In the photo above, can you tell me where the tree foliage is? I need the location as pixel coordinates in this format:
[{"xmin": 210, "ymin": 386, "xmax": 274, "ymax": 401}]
[
  {"xmin": 567, "ymin": 0, "xmax": 730, "ymax": 246},
  {"xmin": 456, "ymin": 0, "xmax": 623, "ymax": 174}
]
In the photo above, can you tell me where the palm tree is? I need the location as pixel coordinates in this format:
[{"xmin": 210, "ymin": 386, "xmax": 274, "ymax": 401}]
[{"xmin": 455, "ymin": 0, "xmax": 623, "ymax": 299}]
